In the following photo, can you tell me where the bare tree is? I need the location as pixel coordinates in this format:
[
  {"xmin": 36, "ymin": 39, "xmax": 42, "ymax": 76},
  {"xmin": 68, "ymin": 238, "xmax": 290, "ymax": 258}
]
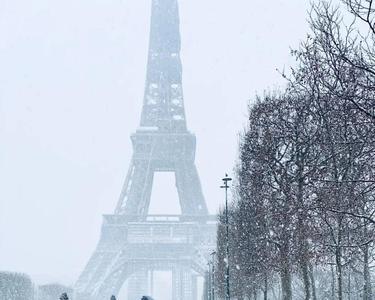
[
  {"xmin": 0, "ymin": 272, "xmax": 34, "ymax": 300},
  {"xmin": 216, "ymin": 2, "xmax": 375, "ymax": 300}
]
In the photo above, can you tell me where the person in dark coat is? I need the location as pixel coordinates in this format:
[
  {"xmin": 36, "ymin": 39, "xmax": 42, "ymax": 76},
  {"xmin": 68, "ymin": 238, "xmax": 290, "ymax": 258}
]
[
  {"xmin": 110, "ymin": 296, "xmax": 116, "ymax": 300},
  {"xmin": 60, "ymin": 293, "xmax": 69, "ymax": 300}
]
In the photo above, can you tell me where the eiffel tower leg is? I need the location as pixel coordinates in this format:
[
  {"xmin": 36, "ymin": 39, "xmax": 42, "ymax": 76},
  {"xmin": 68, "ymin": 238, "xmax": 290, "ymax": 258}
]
[
  {"xmin": 175, "ymin": 162, "xmax": 208, "ymax": 215},
  {"xmin": 116, "ymin": 160, "xmax": 155, "ymax": 216},
  {"xmin": 192, "ymin": 275, "xmax": 198, "ymax": 300},
  {"xmin": 172, "ymin": 266, "xmax": 182, "ymax": 300},
  {"xmin": 150, "ymin": 268, "xmax": 154, "ymax": 296},
  {"xmin": 172, "ymin": 266, "xmax": 180, "ymax": 300},
  {"xmin": 75, "ymin": 250, "xmax": 124, "ymax": 299},
  {"xmin": 181, "ymin": 268, "xmax": 194, "ymax": 300},
  {"xmin": 172, "ymin": 265, "xmax": 194, "ymax": 300},
  {"xmin": 128, "ymin": 268, "xmax": 149, "ymax": 300}
]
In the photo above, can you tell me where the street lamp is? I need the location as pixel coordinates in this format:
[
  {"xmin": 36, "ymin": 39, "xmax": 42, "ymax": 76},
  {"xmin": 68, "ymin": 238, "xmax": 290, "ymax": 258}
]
[{"xmin": 221, "ymin": 174, "xmax": 232, "ymax": 300}]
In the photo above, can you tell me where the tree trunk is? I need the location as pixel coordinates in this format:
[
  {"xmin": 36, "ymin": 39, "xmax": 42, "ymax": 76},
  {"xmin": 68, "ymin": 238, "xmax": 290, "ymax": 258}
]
[
  {"xmin": 281, "ymin": 265, "xmax": 292, "ymax": 300},
  {"xmin": 252, "ymin": 287, "xmax": 258, "ymax": 300},
  {"xmin": 363, "ymin": 243, "xmax": 373, "ymax": 300},
  {"xmin": 271, "ymin": 284, "xmax": 278, "ymax": 300},
  {"xmin": 336, "ymin": 245, "xmax": 343, "ymax": 300},
  {"xmin": 331, "ymin": 264, "xmax": 336, "ymax": 299},
  {"xmin": 348, "ymin": 267, "xmax": 351, "ymax": 300},
  {"xmin": 264, "ymin": 276, "xmax": 268, "ymax": 300},
  {"xmin": 301, "ymin": 257, "xmax": 311, "ymax": 300},
  {"xmin": 296, "ymin": 165, "xmax": 311, "ymax": 300},
  {"xmin": 309, "ymin": 263, "xmax": 317, "ymax": 300}
]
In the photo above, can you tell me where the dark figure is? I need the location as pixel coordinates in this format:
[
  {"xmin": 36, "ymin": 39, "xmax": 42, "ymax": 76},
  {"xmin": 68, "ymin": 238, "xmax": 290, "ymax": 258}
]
[
  {"xmin": 60, "ymin": 293, "xmax": 69, "ymax": 300},
  {"xmin": 111, "ymin": 296, "xmax": 116, "ymax": 300}
]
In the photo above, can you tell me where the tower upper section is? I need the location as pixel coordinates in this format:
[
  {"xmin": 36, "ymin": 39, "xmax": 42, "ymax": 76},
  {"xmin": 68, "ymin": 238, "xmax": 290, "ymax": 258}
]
[{"xmin": 140, "ymin": 0, "xmax": 187, "ymax": 132}]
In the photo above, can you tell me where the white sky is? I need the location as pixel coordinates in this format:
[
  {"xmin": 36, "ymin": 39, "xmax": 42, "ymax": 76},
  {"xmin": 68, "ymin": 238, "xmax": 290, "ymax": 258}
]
[{"xmin": 0, "ymin": 0, "xmax": 319, "ymax": 287}]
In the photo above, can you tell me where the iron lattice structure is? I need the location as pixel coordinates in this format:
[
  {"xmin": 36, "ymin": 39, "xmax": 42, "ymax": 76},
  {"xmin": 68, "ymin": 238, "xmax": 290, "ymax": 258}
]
[{"xmin": 75, "ymin": 0, "xmax": 216, "ymax": 299}]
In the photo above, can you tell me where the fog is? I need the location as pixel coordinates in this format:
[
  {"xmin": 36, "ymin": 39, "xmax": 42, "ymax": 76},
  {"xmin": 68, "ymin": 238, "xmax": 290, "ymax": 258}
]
[{"xmin": 0, "ymin": 0, "xmax": 310, "ymax": 287}]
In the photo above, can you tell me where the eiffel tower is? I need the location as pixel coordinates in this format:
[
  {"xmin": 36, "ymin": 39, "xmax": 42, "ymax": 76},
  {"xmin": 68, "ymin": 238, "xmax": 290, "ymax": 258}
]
[{"xmin": 75, "ymin": 0, "xmax": 216, "ymax": 299}]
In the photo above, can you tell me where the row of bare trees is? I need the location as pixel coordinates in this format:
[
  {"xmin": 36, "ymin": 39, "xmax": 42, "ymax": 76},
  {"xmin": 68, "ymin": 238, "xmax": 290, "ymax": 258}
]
[
  {"xmin": 215, "ymin": 1, "xmax": 375, "ymax": 300},
  {"xmin": 0, "ymin": 272, "xmax": 79, "ymax": 300},
  {"xmin": 0, "ymin": 272, "xmax": 35, "ymax": 300}
]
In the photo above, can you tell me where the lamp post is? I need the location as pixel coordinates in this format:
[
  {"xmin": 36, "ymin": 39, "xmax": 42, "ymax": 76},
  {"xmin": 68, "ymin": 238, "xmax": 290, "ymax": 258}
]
[
  {"xmin": 207, "ymin": 261, "xmax": 212, "ymax": 300},
  {"xmin": 221, "ymin": 174, "xmax": 232, "ymax": 300},
  {"xmin": 210, "ymin": 250, "xmax": 216, "ymax": 300}
]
